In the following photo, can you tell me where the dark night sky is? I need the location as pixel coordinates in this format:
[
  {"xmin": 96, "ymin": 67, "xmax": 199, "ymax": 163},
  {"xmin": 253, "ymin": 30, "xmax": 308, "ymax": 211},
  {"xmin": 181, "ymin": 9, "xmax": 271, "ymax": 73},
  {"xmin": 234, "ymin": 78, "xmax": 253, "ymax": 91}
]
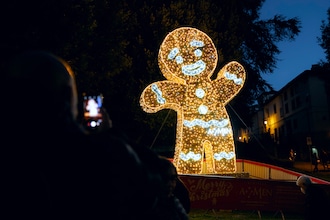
[{"xmin": 260, "ymin": 0, "xmax": 329, "ymax": 90}]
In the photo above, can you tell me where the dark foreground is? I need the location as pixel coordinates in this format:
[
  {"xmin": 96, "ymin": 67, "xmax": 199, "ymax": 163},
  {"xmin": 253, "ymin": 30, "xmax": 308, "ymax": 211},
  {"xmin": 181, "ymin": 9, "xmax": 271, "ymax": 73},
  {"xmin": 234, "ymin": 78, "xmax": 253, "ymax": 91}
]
[{"xmin": 189, "ymin": 209, "xmax": 304, "ymax": 219}]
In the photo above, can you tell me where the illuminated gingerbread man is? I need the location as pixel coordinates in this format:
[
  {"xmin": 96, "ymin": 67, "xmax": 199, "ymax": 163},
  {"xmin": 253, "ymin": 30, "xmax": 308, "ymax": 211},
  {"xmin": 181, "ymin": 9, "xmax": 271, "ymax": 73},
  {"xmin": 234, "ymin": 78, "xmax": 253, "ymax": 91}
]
[{"xmin": 140, "ymin": 27, "xmax": 246, "ymax": 174}]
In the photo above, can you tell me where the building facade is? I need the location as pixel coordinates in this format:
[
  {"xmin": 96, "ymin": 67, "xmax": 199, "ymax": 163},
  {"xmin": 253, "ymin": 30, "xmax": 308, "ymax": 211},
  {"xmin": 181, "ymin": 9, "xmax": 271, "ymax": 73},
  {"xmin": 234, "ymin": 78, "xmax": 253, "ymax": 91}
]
[{"xmin": 250, "ymin": 65, "xmax": 330, "ymax": 160}]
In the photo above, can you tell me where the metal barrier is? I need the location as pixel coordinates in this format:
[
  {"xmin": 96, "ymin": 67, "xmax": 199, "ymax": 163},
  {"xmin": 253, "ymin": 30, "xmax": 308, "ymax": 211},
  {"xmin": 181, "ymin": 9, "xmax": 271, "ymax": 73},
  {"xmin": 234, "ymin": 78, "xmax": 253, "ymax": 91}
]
[{"xmin": 236, "ymin": 159, "xmax": 330, "ymax": 184}]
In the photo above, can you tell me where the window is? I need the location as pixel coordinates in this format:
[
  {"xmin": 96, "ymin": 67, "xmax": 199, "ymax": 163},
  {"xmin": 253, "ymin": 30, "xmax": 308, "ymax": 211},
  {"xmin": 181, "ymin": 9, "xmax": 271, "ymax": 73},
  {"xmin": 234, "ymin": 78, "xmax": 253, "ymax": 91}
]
[
  {"xmin": 285, "ymin": 103, "xmax": 289, "ymax": 114},
  {"xmin": 280, "ymin": 107, "xmax": 284, "ymax": 117},
  {"xmin": 296, "ymin": 96, "xmax": 301, "ymax": 108},
  {"xmin": 286, "ymin": 120, "xmax": 292, "ymax": 135},
  {"xmin": 291, "ymin": 99, "xmax": 296, "ymax": 111},
  {"xmin": 265, "ymin": 108, "xmax": 269, "ymax": 118},
  {"xmin": 290, "ymin": 87, "xmax": 294, "ymax": 96},
  {"xmin": 274, "ymin": 128, "xmax": 278, "ymax": 142},
  {"xmin": 293, "ymin": 119, "xmax": 298, "ymax": 129}
]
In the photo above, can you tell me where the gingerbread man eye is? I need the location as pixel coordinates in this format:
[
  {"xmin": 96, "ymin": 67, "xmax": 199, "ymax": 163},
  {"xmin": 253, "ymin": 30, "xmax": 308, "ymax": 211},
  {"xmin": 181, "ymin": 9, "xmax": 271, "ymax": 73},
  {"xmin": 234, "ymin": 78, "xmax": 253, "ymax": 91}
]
[
  {"xmin": 194, "ymin": 49, "xmax": 202, "ymax": 57},
  {"xmin": 168, "ymin": 47, "xmax": 184, "ymax": 64},
  {"xmin": 168, "ymin": 48, "xmax": 179, "ymax": 60},
  {"xmin": 175, "ymin": 56, "xmax": 183, "ymax": 64}
]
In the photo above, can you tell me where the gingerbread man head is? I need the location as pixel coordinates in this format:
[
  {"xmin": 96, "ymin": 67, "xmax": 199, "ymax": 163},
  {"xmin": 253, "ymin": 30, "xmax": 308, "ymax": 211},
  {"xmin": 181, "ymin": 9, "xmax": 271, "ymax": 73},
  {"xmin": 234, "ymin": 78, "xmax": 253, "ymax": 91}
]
[{"xmin": 158, "ymin": 27, "xmax": 218, "ymax": 83}]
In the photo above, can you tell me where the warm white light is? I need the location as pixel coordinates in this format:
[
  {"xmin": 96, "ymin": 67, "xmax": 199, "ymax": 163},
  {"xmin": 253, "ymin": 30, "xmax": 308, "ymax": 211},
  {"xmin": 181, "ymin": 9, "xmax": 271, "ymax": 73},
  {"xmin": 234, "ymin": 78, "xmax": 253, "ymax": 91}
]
[{"xmin": 140, "ymin": 27, "xmax": 246, "ymax": 174}]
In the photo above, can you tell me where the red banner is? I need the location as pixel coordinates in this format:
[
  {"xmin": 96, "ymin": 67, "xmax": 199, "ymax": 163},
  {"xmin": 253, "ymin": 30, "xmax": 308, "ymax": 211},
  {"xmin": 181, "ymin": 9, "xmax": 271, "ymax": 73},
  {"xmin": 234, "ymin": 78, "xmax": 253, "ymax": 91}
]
[{"xmin": 179, "ymin": 175, "xmax": 308, "ymax": 213}]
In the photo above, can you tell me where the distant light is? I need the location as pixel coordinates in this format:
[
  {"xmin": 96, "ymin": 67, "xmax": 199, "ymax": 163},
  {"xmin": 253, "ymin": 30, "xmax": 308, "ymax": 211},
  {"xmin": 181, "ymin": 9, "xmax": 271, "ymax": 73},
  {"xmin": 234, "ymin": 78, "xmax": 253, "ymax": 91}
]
[{"xmin": 90, "ymin": 121, "xmax": 97, "ymax": 127}]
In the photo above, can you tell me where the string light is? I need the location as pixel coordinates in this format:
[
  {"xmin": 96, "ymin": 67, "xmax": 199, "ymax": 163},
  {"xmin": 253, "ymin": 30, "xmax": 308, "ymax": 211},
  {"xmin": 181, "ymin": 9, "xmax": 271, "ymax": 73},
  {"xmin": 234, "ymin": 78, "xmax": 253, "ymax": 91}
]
[{"xmin": 140, "ymin": 27, "xmax": 246, "ymax": 174}]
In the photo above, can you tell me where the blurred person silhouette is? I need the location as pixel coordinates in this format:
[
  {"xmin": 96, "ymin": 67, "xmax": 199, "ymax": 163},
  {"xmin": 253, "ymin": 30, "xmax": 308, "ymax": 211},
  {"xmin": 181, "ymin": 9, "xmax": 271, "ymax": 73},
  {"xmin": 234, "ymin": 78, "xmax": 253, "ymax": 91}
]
[
  {"xmin": 311, "ymin": 152, "xmax": 319, "ymax": 173},
  {"xmin": 296, "ymin": 175, "xmax": 329, "ymax": 220},
  {"xmin": 2, "ymin": 50, "xmax": 152, "ymax": 219},
  {"xmin": 3, "ymin": 50, "xmax": 84, "ymax": 219},
  {"xmin": 150, "ymin": 155, "xmax": 189, "ymax": 220},
  {"xmin": 320, "ymin": 149, "xmax": 329, "ymax": 170},
  {"xmin": 289, "ymin": 149, "xmax": 296, "ymax": 161}
]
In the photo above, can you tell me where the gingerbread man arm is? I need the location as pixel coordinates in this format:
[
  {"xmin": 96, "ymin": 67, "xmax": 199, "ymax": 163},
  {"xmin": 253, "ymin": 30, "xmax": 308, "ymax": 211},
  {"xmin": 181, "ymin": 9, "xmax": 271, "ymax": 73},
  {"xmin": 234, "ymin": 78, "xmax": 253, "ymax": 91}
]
[
  {"xmin": 214, "ymin": 61, "xmax": 246, "ymax": 102},
  {"xmin": 140, "ymin": 81, "xmax": 186, "ymax": 113}
]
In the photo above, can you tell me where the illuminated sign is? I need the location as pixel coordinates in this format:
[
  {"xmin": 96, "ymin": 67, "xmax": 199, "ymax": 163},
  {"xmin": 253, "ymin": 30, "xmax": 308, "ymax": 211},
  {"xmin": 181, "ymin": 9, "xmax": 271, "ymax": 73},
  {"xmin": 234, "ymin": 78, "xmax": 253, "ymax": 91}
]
[{"xmin": 140, "ymin": 27, "xmax": 246, "ymax": 174}]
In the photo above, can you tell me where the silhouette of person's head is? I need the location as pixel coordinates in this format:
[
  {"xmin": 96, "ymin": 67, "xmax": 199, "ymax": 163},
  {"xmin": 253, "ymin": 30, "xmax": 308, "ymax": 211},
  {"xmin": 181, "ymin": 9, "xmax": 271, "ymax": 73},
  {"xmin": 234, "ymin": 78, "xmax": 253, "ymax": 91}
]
[
  {"xmin": 296, "ymin": 175, "xmax": 312, "ymax": 194},
  {"xmin": 5, "ymin": 50, "xmax": 81, "ymax": 132}
]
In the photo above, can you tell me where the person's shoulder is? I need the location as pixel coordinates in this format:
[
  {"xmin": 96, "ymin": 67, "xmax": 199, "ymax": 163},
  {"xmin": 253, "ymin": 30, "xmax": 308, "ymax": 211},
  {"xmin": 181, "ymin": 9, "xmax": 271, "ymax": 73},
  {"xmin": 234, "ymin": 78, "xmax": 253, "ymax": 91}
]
[
  {"xmin": 310, "ymin": 184, "xmax": 327, "ymax": 193},
  {"xmin": 88, "ymin": 129, "xmax": 132, "ymax": 149},
  {"xmin": 85, "ymin": 129, "xmax": 142, "ymax": 162},
  {"xmin": 309, "ymin": 184, "xmax": 329, "ymax": 202}
]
